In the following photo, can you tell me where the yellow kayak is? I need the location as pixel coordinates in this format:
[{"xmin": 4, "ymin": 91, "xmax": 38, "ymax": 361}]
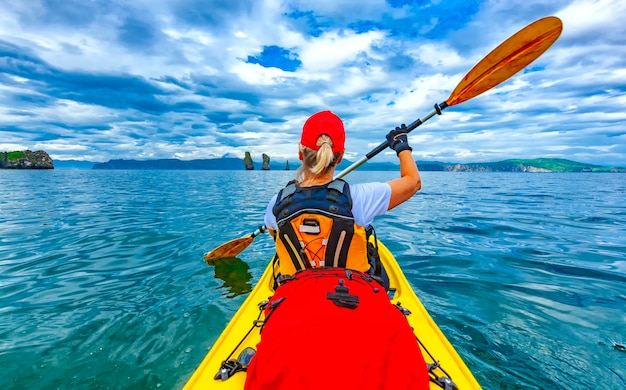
[{"xmin": 185, "ymin": 241, "xmax": 482, "ymax": 389}]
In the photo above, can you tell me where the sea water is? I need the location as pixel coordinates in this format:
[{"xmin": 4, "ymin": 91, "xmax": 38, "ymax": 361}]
[{"xmin": 1, "ymin": 170, "xmax": 624, "ymax": 389}]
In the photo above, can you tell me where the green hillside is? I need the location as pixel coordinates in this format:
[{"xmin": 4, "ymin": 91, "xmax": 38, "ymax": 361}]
[{"xmin": 501, "ymin": 158, "xmax": 620, "ymax": 172}]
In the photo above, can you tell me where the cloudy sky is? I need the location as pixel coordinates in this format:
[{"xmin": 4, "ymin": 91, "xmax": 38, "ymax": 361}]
[{"xmin": 1, "ymin": 0, "xmax": 625, "ymax": 166}]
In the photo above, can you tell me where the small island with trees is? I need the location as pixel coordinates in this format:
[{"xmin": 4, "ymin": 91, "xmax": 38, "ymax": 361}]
[{"xmin": 0, "ymin": 150, "xmax": 54, "ymax": 169}]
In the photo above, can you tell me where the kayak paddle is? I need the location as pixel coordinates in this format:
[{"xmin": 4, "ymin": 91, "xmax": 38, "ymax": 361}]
[{"xmin": 204, "ymin": 16, "xmax": 563, "ymax": 262}]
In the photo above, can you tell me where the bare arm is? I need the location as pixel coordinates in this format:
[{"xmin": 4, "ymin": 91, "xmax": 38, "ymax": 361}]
[{"xmin": 387, "ymin": 149, "xmax": 421, "ymax": 210}]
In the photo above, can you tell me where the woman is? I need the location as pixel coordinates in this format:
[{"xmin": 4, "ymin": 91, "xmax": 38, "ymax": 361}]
[
  {"xmin": 264, "ymin": 110, "xmax": 421, "ymax": 278},
  {"xmin": 245, "ymin": 110, "xmax": 428, "ymax": 389}
]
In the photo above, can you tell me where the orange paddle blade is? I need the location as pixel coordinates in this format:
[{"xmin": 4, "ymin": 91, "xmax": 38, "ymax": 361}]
[
  {"xmin": 446, "ymin": 16, "xmax": 563, "ymax": 107},
  {"xmin": 204, "ymin": 236, "xmax": 254, "ymax": 262}
]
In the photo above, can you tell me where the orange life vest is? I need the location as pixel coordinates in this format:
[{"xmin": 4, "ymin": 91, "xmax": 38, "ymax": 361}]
[{"xmin": 272, "ymin": 179, "xmax": 370, "ymax": 276}]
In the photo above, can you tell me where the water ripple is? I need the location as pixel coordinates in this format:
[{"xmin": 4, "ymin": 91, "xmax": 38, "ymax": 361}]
[{"xmin": 1, "ymin": 170, "xmax": 625, "ymax": 389}]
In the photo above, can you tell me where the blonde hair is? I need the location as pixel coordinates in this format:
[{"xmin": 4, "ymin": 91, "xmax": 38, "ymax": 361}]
[{"xmin": 295, "ymin": 134, "xmax": 342, "ymax": 183}]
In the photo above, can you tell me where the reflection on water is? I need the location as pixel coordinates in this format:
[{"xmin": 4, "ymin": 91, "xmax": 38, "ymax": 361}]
[{"xmin": 211, "ymin": 257, "xmax": 253, "ymax": 298}]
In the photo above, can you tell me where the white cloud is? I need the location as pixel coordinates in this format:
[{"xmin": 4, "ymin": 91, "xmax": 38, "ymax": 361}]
[
  {"xmin": 0, "ymin": 143, "xmax": 29, "ymax": 151},
  {"xmin": 299, "ymin": 30, "xmax": 386, "ymax": 72},
  {"xmin": 0, "ymin": 0, "xmax": 624, "ymax": 166},
  {"xmin": 557, "ymin": 0, "xmax": 626, "ymax": 35},
  {"xmin": 409, "ymin": 43, "xmax": 464, "ymax": 69}
]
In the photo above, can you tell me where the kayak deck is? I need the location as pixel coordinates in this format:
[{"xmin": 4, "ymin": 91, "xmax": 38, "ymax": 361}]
[{"xmin": 185, "ymin": 241, "xmax": 481, "ymax": 389}]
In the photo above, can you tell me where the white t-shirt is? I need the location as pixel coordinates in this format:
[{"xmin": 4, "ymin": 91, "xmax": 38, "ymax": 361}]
[{"xmin": 264, "ymin": 182, "xmax": 392, "ymax": 229}]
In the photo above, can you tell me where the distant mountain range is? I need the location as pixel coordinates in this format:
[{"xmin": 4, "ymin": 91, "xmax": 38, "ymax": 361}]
[{"xmin": 50, "ymin": 157, "xmax": 626, "ymax": 172}]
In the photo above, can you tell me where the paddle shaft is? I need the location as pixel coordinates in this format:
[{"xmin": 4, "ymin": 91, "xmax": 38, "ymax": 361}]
[
  {"xmin": 251, "ymin": 225, "xmax": 267, "ymax": 238},
  {"xmin": 335, "ymin": 102, "xmax": 448, "ymax": 180}
]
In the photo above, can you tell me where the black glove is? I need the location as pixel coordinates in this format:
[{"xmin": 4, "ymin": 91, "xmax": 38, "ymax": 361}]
[{"xmin": 386, "ymin": 124, "xmax": 412, "ymax": 156}]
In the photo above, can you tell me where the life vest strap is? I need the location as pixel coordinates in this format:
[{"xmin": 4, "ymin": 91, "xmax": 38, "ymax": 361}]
[
  {"xmin": 325, "ymin": 180, "xmax": 349, "ymax": 205},
  {"xmin": 276, "ymin": 181, "xmax": 297, "ymax": 203}
]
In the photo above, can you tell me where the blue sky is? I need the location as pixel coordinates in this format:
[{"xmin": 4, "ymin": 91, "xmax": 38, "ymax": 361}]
[{"xmin": 1, "ymin": 0, "xmax": 625, "ymax": 166}]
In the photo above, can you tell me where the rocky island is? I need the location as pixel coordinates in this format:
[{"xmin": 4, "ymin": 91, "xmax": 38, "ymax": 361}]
[
  {"xmin": 0, "ymin": 150, "xmax": 54, "ymax": 169},
  {"xmin": 243, "ymin": 152, "xmax": 287, "ymax": 170},
  {"xmin": 244, "ymin": 152, "xmax": 254, "ymax": 170},
  {"xmin": 261, "ymin": 153, "xmax": 270, "ymax": 170}
]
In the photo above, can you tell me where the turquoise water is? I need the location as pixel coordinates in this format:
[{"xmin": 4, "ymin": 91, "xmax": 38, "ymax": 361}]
[{"xmin": 1, "ymin": 170, "xmax": 625, "ymax": 389}]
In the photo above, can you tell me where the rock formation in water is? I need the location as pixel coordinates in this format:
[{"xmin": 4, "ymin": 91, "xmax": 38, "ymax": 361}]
[
  {"xmin": 244, "ymin": 152, "xmax": 254, "ymax": 170},
  {"xmin": 285, "ymin": 160, "xmax": 290, "ymax": 170},
  {"xmin": 0, "ymin": 150, "xmax": 54, "ymax": 169},
  {"xmin": 262, "ymin": 153, "xmax": 270, "ymax": 170}
]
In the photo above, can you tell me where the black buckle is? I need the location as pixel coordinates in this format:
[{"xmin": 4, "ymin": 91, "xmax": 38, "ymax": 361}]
[
  {"xmin": 433, "ymin": 376, "xmax": 457, "ymax": 390},
  {"xmin": 428, "ymin": 362, "xmax": 458, "ymax": 390},
  {"xmin": 276, "ymin": 274, "xmax": 296, "ymax": 285},
  {"xmin": 214, "ymin": 359, "xmax": 244, "ymax": 381},
  {"xmin": 394, "ymin": 302, "xmax": 411, "ymax": 316},
  {"xmin": 326, "ymin": 279, "xmax": 359, "ymax": 309},
  {"xmin": 214, "ymin": 347, "xmax": 257, "ymax": 381}
]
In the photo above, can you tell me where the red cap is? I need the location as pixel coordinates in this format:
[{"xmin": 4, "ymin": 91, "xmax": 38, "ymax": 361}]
[{"xmin": 300, "ymin": 110, "xmax": 345, "ymax": 153}]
